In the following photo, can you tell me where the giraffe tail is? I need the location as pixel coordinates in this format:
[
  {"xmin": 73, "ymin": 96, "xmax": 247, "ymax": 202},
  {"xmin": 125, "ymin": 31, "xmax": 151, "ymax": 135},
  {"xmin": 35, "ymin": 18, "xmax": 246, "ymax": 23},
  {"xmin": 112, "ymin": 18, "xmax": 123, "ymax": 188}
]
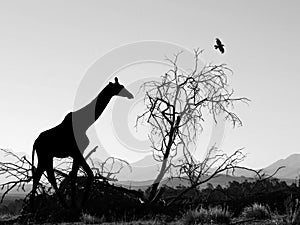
[{"xmin": 32, "ymin": 140, "xmax": 37, "ymax": 178}]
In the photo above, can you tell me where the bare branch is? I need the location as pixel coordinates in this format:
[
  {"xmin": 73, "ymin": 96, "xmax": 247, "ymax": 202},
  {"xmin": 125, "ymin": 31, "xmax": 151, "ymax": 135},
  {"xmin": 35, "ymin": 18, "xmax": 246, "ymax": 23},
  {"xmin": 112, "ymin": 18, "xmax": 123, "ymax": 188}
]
[{"xmin": 135, "ymin": 49, "xmax": 250, "ymax": 204}]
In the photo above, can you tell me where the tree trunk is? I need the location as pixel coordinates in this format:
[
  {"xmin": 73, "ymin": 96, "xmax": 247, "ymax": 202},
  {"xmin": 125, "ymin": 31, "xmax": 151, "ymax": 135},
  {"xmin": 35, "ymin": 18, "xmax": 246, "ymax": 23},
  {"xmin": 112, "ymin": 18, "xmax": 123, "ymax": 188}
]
[
  {"xmin": 148, "ymin": 145, "xmax": 171, "ymax": 203},
  {"xmin": 147, "ymin": 116, "xmax": 181, "ymax": 203}
]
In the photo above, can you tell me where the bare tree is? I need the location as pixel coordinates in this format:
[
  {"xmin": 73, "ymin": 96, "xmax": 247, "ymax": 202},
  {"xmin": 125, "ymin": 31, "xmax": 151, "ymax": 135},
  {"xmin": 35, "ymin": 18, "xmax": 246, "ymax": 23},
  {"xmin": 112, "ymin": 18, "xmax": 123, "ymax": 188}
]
[{"xmin": 136, "ymin": 49, "xmax": 250, "ymax": 203}]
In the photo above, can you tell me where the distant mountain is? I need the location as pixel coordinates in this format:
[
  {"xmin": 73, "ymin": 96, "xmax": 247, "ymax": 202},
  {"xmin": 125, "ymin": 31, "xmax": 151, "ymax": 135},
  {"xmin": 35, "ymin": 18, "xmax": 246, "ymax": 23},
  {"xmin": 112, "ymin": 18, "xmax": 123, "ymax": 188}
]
[
  {"xmin": 262, "ymin": 154, "xmax": 300, "ymax": 179},
  {"xmin": 115, "ymin": 155, "xmax": 161, "ymax": 181},
  {"xmin": 114, "ymin": 153, "xmax": 300, "ymax": 188},
  {"xmin": 106, "ymin": 153, "xmax": 300, "ymax": 182},
  {"xmin": 115, "ymin": 174, "xmax": 258, "ymax": 191},
  {"xmin": 232, "ymin": 153, "xmax": 300, "ymax": 180}
]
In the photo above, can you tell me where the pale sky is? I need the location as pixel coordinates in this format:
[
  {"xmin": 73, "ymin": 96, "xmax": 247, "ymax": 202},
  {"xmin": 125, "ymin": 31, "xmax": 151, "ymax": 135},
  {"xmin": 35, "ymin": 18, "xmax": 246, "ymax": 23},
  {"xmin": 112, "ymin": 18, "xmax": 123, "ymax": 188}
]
[{"xmin": 0, "ymin": 0, "xmax": 300, "ymax": 170}]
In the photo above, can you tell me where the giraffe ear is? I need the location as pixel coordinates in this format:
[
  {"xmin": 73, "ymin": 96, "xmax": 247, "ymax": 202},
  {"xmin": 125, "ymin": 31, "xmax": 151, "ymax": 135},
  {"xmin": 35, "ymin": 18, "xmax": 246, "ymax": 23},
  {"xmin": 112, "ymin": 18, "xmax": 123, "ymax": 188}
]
[{"xmin": 114, "ymin": 77, "xmax": 119, "ymax": 84}]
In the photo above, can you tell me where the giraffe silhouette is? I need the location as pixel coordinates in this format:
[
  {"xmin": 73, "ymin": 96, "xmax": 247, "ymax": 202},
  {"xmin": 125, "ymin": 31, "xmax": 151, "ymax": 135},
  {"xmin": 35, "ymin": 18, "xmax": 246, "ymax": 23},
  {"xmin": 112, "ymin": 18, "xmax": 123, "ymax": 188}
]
[{"xmin": 31, "ymin": 77, "xmax": 134, "ymax": 209}]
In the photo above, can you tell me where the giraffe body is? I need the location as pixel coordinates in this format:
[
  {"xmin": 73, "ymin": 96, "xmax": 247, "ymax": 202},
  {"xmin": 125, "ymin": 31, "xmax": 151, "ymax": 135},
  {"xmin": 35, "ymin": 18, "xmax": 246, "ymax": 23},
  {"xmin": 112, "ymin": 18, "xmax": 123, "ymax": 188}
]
[
  {"xmin": 34, "ymin": 112, "xmax": 87, "ymax": 158},
  {"xmin": 31, "ymin": 77, "xmax": 133, "ymax": 210}
]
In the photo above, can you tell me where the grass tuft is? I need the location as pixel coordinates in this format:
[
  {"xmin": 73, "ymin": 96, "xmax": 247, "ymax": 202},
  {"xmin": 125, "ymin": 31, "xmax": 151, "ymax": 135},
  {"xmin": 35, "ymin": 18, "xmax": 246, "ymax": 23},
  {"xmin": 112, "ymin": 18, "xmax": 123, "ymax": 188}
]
[
  {"xmin": 182, "ymin": 207, "xmax": 231, "ymax": 225},
  {"xmin": 241, "ymin": 203, "xmax": 271, "ymax": 220},
  {"xmin": 81, "ymin": 213, "xmax": 105, "ymax": 224}
]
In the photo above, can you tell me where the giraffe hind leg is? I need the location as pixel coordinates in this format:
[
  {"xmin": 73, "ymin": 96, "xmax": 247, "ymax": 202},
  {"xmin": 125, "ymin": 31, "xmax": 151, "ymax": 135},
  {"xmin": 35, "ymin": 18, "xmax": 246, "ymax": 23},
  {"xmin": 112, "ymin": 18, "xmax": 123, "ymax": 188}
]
[
  {"xmin": 31, "ymin": 163, "xmax": 45, "ymax": 211},
  {"xmin": 46, "ymin": 164, "xmax": 68, "ymax": 208}
]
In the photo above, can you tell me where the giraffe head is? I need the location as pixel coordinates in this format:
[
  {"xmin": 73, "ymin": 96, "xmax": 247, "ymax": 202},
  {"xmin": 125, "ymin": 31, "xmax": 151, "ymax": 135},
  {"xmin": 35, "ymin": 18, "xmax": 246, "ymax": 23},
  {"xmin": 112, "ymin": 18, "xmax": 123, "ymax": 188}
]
[{"xmin": 109, "ymin": 77, "xmax": 134, "ymax": 99}]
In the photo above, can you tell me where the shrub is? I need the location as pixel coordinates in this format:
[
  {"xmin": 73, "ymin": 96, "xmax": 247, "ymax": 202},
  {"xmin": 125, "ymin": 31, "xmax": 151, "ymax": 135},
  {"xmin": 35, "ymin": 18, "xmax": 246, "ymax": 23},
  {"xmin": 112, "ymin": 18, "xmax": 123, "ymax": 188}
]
[
  {"xmin": 182, "ymin": 207, "xmax": 231, "ymax": 225},
  {"xmin": 284, "ymin": 196, "xmax": 300, "ymax": 225},
  {"xmin": 208, "ymin": 207, "xmax": 231, "ymax": 224},
  {"xmin": 292, "ymin": 211, "xmax": 300, "ymax": 225},
  {"xmin": 182, "ymin": 208, "xmax": 207, "ymax": 225},
  {"xmin": 242, "ymin": 203, "xmax": 271, "ymax": 220},
  {"xmin": 81, "ymin": 213, "xmax": 105, "ymax": 224}
]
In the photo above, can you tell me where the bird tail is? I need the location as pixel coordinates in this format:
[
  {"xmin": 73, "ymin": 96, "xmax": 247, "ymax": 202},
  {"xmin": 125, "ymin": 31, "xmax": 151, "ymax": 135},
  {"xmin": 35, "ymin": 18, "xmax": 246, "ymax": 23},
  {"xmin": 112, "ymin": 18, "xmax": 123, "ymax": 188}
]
[{"xmin": 214, "ymin": 45, "xmax": 218, "ymax": 49}]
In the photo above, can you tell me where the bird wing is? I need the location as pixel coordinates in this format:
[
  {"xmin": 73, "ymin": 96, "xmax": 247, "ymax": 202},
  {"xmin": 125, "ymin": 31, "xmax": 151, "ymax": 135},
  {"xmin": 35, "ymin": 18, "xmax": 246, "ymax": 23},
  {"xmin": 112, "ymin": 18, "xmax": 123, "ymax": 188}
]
[
  {"xmin": 219, "ymin": 46, "xmax": 225, "ymax": 54},
  {"xmin": 216, "ymin": 38, "xmax": 222, "ymax": 45}
]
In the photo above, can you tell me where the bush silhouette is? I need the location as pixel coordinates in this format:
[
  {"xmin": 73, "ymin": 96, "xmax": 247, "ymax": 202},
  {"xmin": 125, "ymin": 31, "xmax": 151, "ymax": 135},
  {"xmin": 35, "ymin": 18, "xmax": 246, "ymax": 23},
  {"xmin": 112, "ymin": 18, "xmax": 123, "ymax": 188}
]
[
  {"xmin": 182, "ymin": 207, "xmax": 231, "ymax": 225},
  {"xmin": 241, "ymin": 203, "xmax": 271, "ymax": 220}
]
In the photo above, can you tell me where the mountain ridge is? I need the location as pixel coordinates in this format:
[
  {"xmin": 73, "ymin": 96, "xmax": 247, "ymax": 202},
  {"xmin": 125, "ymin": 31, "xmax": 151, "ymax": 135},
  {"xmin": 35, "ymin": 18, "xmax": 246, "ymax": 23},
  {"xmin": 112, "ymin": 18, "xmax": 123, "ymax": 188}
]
[{"xmin": 262, "ymin": 153, "xmax": 300, "ymax": 179}]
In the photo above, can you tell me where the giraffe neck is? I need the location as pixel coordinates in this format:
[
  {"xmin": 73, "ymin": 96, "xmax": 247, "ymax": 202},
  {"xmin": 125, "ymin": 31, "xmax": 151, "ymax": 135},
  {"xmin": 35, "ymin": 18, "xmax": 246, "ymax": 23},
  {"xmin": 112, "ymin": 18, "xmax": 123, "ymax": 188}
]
[
  {"xmin": 94, "ymin": 85, "xmax": 114, "ymax": 119},
  {"xmin": 72, "ymin": 84, "xmax": 114, "ymax": 131}
]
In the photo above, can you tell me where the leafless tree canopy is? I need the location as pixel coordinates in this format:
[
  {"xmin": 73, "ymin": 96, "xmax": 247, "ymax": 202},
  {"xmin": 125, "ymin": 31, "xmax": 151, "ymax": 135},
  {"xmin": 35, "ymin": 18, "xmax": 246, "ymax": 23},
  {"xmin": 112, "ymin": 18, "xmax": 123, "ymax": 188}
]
[{"xmin": 136, "ymin": 49, "xmax": 250, "ymax": 202}]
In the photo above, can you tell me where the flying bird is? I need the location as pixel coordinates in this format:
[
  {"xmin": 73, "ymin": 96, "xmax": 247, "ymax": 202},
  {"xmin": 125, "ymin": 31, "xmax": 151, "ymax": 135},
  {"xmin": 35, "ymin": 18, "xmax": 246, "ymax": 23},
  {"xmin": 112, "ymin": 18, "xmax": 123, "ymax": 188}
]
[{"xmin": 214, "ymin": 38, "xmax": 225, "ymax": 54}]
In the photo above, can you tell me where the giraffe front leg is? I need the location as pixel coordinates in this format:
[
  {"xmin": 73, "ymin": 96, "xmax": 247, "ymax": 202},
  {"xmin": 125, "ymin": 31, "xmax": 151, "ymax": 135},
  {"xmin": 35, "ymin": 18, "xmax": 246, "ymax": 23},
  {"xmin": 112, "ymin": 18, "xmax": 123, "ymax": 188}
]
[
  {"xmin": 70, "ymin": 160, "xmax": 79, "ymax": 208},
  {"xmin": 76, "ymin": 153, "xmax": 94, "ymax": 208}
]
